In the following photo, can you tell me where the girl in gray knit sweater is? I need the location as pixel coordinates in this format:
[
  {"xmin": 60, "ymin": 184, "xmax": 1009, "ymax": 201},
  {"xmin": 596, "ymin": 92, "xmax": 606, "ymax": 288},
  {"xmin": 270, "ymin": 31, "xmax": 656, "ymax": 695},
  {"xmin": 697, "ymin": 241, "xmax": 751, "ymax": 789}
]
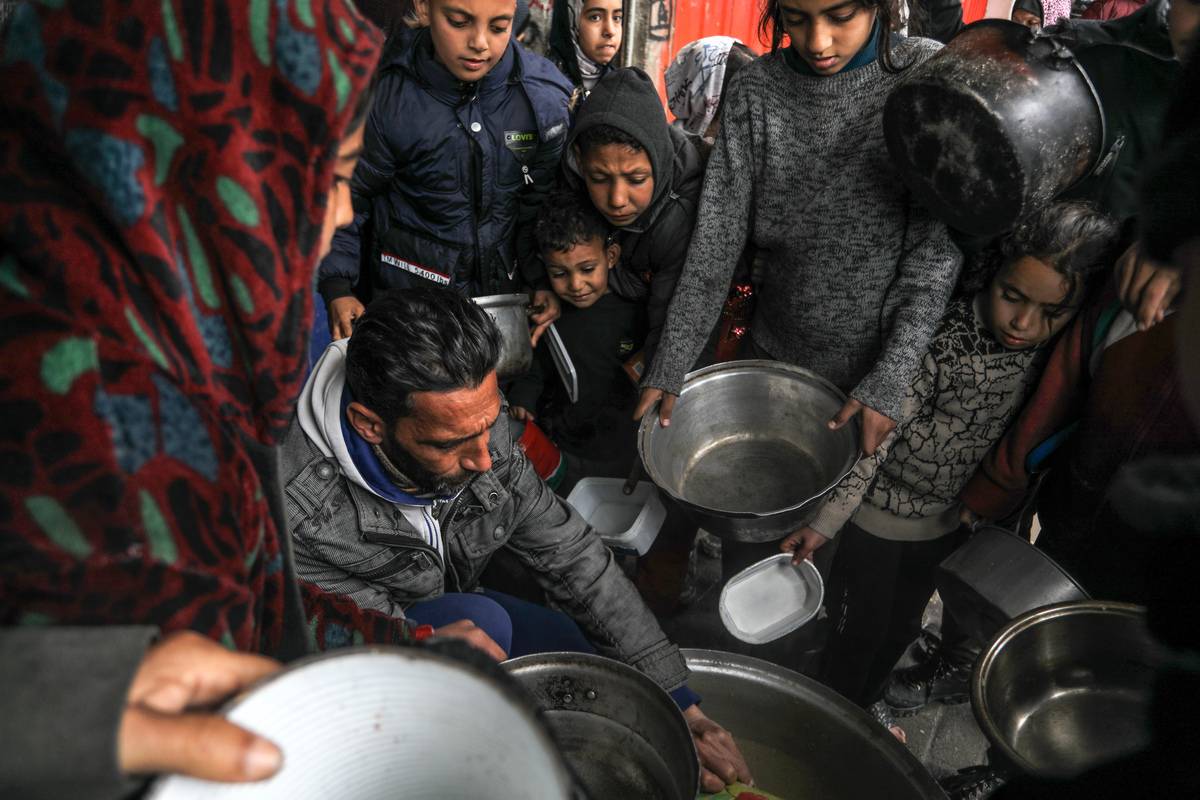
[
  {"xmin": 634, "ymin": 0, "xmax": 962, "ymax": 460},
  {"xmin": 781, "ymin": 201, "xmax": 1119, "ymax": 733}
]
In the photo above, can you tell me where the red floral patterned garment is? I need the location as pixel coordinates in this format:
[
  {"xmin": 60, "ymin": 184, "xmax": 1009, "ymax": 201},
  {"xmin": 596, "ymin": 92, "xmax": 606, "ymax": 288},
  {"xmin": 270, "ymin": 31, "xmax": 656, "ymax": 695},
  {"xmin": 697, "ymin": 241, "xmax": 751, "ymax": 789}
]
[{"xmin": 0, "ymin": 0, "xmax": 410, "ymax": 653}]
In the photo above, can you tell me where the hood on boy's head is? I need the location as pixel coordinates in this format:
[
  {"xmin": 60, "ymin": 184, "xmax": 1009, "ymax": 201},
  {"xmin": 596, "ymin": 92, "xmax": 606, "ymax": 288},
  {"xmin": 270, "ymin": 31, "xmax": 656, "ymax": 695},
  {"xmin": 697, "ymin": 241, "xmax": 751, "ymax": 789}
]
[{"xmin": 567, "ymin": 67, "xmax": 676, "ymax": 208}]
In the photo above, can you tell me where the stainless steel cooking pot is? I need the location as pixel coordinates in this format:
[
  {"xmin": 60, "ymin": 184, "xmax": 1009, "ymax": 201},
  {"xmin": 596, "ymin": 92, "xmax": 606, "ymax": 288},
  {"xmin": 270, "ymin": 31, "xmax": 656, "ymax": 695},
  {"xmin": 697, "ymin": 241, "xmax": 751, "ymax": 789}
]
[
  {"xmin": 474, "ymin": 293, "xmax": 533, "ymax": 379},
  {"xmin": 503, "ymin": 652, "xmax": 699, "ymax": 800},
  {"xmin": 935, "ymin": 525, "xmax": 1089, "ymax": 643},
  {"xmin": 683, "ymin": 649, "xmax": 945, "ymax": 798},
  {"xmin": 638, "ymin": 360, "xmax": 860, "ymax": 543},
  {"xmin": 973, "ymin": 601, "xmax": 1163, "ymax": 779},
  {"xmin": 883, "ymin": 19, "xmax": 1104, "ymax": 236}
]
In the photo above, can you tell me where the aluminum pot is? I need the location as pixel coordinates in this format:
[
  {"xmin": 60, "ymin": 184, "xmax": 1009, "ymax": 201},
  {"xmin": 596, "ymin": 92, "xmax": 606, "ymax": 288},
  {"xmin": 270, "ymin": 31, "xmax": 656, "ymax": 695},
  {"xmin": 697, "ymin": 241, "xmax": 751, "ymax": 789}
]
[
  {"xmin": 638, "ymin": 360, "xmax": 860, "ymax": 543},
  {"xmin": 973, "ymin": 601, "xmax": 1163, "ymax": 779},
  {"xmin": 683, "ymin": 649, "xmax": 945, "ymax": 798},
  {"xmin": 935, "ymin": 525, "xmax": 1089, "ymax": 643},
  {"xmin": 474, "ymin": 293, "xmax": 533, "ymax": 379},
  {"xmin": 503, "ymin": 652, "xmax": 699, "ymax": 800},
  {"xmin": 883, "ymin": 19, "xmax": 1103, "ymax": 236}
]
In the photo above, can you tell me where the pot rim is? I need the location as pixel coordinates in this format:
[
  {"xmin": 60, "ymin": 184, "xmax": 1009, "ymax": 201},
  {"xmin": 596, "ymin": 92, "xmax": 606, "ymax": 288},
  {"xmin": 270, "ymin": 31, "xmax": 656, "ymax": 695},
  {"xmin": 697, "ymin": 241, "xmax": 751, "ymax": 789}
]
[
  {"xmin": 970, "ymin": 599, "xmax": 1149, "ymax": 776},
  {"xmin": 473, "ymin": 292, "xmax": 531, "ymax": 310},
  {"xmin": 637, "ymin": 359, "xmax": 860, "ymax": 520}
]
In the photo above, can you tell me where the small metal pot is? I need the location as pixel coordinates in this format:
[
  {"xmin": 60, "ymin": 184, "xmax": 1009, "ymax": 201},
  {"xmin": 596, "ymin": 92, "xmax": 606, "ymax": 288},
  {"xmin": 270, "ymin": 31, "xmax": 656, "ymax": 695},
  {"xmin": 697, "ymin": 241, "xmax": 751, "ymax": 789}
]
[
  {"xmin": 973, "ymin": 601, "xmax": 1163, "ymax": 779},
  {"xmin": 935, "ymin": 525, "xmax": 1089, "ymax": 643},
  {"xmin": 503, "ymin": 652, "xmax": 699, "ymax": 800},
  {"xmin": 638, "ymin": 360, "xmax": 860, "ymax": 543},
  {"xmin": 883, "ymin": 19, "xmax": 1104, "ymax": 236},
  {"xmin": 475, "ymin": 293, "xmax": 533, "ymax": 379}
]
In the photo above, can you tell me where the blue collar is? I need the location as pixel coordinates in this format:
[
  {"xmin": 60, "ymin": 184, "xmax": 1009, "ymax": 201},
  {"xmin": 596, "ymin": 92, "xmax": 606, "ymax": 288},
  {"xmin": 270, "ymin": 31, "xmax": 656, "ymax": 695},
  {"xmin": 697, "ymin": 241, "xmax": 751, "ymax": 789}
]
[
  {"xmin": 339, "ymin": 387, "xmax": 433, "ymax": 507},
  {"xmin": 414, "ymin": 29, "xmax": 516, "ymax": 100},
  {"xmin": 783, "ymin": 18, "xmax": 881, "ymax": 76}
]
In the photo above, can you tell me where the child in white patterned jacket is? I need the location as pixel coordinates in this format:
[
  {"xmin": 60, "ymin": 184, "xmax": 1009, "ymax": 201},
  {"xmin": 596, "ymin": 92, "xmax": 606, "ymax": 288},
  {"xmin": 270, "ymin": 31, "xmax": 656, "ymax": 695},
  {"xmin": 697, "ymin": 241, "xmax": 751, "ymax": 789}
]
[{"xmin": 781, "ymin": 201, "xmax": 1119, "ymax": 738}]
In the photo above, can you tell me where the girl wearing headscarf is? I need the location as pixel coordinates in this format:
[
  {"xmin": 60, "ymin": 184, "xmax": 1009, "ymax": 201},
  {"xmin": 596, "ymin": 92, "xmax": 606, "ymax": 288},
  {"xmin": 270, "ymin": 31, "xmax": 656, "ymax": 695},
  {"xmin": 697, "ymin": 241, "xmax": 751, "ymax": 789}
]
[
  {"xmin": 0, "ymin": 0, "xmax": 412, "ymax": 663},
  {"xmin": 549, "ymin": 0, "xmax": 624, "ymax": 94},
  {"xmin": 665, "ymin": 36, "xmax": 757, "ymax": 151},
  {"xmin": 1012, "ymin": 0, "xmax": 1074, "ymax": 29}
]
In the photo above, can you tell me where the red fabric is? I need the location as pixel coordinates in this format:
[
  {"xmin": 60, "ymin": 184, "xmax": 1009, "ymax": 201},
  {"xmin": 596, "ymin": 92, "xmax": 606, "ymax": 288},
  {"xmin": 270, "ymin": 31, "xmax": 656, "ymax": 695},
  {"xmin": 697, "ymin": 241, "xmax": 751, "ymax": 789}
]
[
  {"xmin": 517, "ymin": 418, "xmax": 565, "ymax": 483},
  {"xmin": 1082, "ymin": 0, "xmax": 1147, "ymax": 20},
  {"xmin": 959, "ymin": 286, "xmax": 1199, "ymax": 520},
  {"xmin": 0, "ymin": 1, "xmax": 411, "ymax": 652}
]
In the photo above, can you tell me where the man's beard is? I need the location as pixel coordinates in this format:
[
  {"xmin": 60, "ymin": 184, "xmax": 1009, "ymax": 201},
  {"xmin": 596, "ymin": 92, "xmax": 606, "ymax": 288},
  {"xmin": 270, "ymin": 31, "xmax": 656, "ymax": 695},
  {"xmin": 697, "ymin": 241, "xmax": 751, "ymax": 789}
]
[{"xmin": 376, "ymin": 437, "xmax": 473, "ymax": 498}]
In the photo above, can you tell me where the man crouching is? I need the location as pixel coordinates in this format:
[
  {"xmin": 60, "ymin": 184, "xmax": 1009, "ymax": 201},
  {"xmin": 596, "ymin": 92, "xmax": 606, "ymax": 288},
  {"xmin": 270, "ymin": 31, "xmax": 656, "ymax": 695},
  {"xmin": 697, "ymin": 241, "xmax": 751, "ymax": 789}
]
[{"xmin": 281, "ymin": 287, "xmax": 751, "ymax": 791}]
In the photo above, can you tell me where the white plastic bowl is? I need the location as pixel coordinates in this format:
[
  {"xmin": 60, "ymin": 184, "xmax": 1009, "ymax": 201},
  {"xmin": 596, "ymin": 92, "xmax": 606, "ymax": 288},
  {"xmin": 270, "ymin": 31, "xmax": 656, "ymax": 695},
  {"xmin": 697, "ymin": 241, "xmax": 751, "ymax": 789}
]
[
  {"xmin": 719, "ymin": 554, "xmax": 824, "ymax": 644},
  {"xmin": 566, "ymin": 477, "xmax": 666, "ymax": 556},
  {"xmin": 148, "ymin": 648, "xmax": 573, "ymax": 799}
]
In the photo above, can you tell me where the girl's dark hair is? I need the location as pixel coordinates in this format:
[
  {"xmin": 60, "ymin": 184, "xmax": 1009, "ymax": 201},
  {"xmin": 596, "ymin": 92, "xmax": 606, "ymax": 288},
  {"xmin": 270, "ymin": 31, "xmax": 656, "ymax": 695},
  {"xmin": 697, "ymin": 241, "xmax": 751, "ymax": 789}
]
[
  {"xmin": 966, "ymin": 201, "xmax": 1120, "ymax": 300},
  {"xmin": 757, "ymin": 0, "xmax": 905, "ymax": 72},
  {"xmin": 345, "ymin": 288, "xmax": 502, "ymax": 426},
  {"xmin": 536, "ymin": 189, "xmax": 610, "ymax": 255},
  {"xmin": 575, "ymin": 123, "xmax": 644, "ymax": 156}
]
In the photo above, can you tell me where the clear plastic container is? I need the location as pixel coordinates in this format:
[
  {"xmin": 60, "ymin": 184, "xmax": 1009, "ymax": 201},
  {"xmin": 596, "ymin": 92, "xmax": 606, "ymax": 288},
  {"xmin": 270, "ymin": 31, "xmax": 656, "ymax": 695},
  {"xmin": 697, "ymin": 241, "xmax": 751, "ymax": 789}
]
[{"xmin": 566, "ymin": 477, "xmax": 665, "ymax": 556}]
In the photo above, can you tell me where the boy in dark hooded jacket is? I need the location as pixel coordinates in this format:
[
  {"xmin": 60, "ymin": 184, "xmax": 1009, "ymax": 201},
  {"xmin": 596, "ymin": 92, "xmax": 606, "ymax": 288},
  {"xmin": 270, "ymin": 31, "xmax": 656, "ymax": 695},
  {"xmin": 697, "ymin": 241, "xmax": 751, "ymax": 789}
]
[
  {"xmin": 563, "ymin": 66, "xmax": 705, "ymax": 368},
  {"xmin": 318, "ymin": 0, "xmax": 572, "ymax": 339}
]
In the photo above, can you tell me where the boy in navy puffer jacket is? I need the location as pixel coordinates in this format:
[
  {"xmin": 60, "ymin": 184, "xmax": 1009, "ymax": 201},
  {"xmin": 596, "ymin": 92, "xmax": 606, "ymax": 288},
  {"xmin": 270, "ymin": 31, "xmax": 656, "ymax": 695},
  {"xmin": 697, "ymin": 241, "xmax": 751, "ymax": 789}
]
[{"xmin": 319, "ymin": 0, "xmax": 572, "ymax": 340}]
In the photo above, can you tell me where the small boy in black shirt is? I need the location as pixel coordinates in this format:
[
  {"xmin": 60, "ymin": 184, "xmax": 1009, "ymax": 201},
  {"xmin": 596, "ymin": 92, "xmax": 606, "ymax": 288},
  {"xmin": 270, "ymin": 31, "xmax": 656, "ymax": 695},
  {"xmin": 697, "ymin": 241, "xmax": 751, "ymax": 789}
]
[{"xmin": 508, "ymin": 190, "xmax": 643, "ymax": 477}]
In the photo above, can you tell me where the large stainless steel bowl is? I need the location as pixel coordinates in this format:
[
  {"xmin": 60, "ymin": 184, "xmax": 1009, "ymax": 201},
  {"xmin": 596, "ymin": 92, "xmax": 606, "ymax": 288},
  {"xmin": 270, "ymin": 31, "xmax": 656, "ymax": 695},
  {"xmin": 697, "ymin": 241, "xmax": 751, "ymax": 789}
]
[
  {"xmin": 474, "ymin": 293, "xmax": 533, "ymax": 379},
  {"xmin": 683, "ymin": 649, "xmax": 945, "ymax": 798},
  {"xmin": 504, "ymin": 652, "xmax": 699, "ymax": 800},
  {"xmin": 638, "ymin": 360, "xmax": 860, "ymax": 542},
  {"xmin": 973, "ymin": 601, "xmax": 1164, "ymax": 779}
]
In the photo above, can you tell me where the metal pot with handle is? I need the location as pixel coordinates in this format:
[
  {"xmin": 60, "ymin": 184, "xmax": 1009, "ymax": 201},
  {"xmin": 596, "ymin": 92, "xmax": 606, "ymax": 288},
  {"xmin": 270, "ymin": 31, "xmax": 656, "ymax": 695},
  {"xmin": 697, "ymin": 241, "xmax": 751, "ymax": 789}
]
[
  {"xmin": 935, "ymin": 525, "xmax": 1089, "ymax": 643},
  {"xmin": 474, "ymin": 293, "xmax": 533, "ymax": 379},
  {"xmin": 883, "ymin": 19, "xmax": 1104, "ymax": 236}
]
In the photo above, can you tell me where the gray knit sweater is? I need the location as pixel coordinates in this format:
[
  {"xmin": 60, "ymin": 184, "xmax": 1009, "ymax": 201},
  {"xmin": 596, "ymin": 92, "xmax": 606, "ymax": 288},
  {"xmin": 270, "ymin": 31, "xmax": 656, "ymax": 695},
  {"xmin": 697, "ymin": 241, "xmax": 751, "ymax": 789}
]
[{"xmin": 643, "ymin": 38, "xmax": 963, "ymax": 421}]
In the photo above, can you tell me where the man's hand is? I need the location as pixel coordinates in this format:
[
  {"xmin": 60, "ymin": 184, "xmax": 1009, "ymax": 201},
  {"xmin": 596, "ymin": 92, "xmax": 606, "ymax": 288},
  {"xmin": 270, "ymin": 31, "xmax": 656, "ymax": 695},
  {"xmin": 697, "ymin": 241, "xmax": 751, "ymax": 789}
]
[
  {"xmin": 633, "ymin": 387, "xmax": 678, "ymax": 426},
  {"xmin": 529, "ymin": 290, "xmax": 561, "ymax": 347},
  {"xmin": 682, "ymin": 705, "xmax": 754, "ymax": 793},
  {"xmin": 780, "ymin": 526, "xmax": 829, "ymax": 564},
  {"xmin": 829, "ymin": 398, "xmax": 896, "ymax": 455},
  {"xmin": 509, "ymin": 406, "xmax": 535, "ymax": 422},
  {"xmin": 118, "ymin": 631, "xmax": 283, "ymax": 782},
  {"xmin": 432, "ymin": 619, "xmax": 508, "ymax": 662},
  {"xmin": 1115, "ymin": 242, "xmax": 1181, "ymax": 331},
  {"xmin": 328, "ymin": 296, "xmax": 366, "ymax": 340}
]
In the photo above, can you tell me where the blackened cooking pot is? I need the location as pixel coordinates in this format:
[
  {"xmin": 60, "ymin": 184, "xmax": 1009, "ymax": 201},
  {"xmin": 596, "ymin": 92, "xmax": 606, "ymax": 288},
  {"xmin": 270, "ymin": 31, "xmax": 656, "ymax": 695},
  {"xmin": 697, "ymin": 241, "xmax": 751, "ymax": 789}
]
[{"xmin": 883, "ymin": 19, "xmax": 1104, "ymax": 236}]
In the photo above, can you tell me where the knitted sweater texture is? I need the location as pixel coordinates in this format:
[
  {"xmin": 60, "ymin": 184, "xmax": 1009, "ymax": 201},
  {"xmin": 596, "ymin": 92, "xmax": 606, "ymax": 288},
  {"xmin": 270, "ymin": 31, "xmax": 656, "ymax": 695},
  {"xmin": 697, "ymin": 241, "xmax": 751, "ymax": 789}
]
[
  {"xmin": 809, "ymin": 297, "xmax": 1049, "ymax": 541},
  {"xmin": 643, "ymin": 38, "xmax": 963, "ymax": 420}
]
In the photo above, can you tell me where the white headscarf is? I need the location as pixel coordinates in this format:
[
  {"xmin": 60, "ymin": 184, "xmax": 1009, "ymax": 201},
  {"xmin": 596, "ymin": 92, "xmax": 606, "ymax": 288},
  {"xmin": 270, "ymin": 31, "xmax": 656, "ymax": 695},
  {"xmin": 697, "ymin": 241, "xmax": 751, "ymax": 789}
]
[
  {"xmin": 665, "ymin": 36, "xmax": 742, "ymax": 140},
  {"xmin": 567, "ymin": 0, "xmax": 607, "ymax": 92}
]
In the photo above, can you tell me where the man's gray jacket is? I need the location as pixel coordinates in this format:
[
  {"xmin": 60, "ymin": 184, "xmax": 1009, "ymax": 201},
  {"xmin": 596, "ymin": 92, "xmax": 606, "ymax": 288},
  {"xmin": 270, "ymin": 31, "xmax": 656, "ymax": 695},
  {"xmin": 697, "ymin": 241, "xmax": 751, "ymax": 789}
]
[{"xmin": 279, "ymin": 408, "xmax": 689, "ymax": 691}]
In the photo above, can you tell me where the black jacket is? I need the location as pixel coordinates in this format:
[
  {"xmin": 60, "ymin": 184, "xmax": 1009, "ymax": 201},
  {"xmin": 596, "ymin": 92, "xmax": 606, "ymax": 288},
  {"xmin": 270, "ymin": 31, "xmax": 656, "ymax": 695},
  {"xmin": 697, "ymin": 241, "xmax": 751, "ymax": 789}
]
[
  {"xmin": 319, "ymin": 27, "xmax": 572, "ymax": 299},
  {"xmin": 508, "ymin": 292, "xmax": 643, "ymax": 460},
  {"xmin": 563, "ymin": 67, "xmax": 705, "ymax": 366},
  {"xmin": 1053, "ymin": 0, "xmax": 1179, "ymax": 226}
]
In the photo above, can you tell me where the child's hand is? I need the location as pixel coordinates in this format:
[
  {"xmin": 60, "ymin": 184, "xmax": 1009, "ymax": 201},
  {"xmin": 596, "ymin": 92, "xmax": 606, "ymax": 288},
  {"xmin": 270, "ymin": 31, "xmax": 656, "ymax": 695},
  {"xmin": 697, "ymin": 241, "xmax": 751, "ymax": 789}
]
[
  {"xmin": 829, "ymin": 398, "xmax": 896, "ymax": 455},
  {"xmin": 634, "ymin": 388, "xmax": 677, "ymax": 425},
  {"xmin": 959, "ymin": 506, "xmax": 981, "ymax": 530},
  {"xmin": 509, "ymin": 406, "xmax": 535, "ymax": 422},
  {"xmin": 529, "ymin": 290, "xmax": 561, "ymax": 346},
  {"xmin": 328, "ymin": 296, "xmax": 365, "ymax": 340},
  {"xmin": 780, "ymin": 527, "xmax": 829, "ymax": 564},
  {"xmin": 1114, "ymin": 242, "xmax": 1181, "ymax": 331}
]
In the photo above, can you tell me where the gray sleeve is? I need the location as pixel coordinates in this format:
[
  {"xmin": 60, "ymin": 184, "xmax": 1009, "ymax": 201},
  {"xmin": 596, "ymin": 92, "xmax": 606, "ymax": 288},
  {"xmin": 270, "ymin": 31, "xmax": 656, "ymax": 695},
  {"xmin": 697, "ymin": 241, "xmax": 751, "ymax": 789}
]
[
  {"xmin": 641, "ymin": 72, "xmax": 756, "ymax": 395},
  {"xmin": 851, "ymin": 197, "xmax": 961, "ymax": 420},
  {"xmin": 0, "ymin": 626, "xmax": 156, "ymax": 800},
  {"xmin": 504, "ymin": 449, "xmax": 689, "ymax": 691}
]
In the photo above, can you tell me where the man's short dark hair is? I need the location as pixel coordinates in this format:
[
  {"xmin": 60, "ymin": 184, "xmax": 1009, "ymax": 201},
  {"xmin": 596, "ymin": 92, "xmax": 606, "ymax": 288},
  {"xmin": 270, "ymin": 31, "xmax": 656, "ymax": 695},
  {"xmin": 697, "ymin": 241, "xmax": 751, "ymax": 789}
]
[
  {"xmin": 575, "ymin": 123, "xmax": 644, "ymax": 157},
  {"xmin": 535, "ymin": 189, "xmax": 610, "ymax": 255},
  {"xmin": 345, "ymin": 288, "xmax": 502, "ymax": 425}
]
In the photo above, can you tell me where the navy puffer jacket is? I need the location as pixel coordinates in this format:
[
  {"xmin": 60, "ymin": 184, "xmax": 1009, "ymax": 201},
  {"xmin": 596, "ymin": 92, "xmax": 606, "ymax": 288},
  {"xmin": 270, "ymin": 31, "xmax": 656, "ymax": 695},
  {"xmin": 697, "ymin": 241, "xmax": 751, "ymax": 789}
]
[{"xmin": 319, "ymin": 28, "xmax": 572, "ymax": 300}]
